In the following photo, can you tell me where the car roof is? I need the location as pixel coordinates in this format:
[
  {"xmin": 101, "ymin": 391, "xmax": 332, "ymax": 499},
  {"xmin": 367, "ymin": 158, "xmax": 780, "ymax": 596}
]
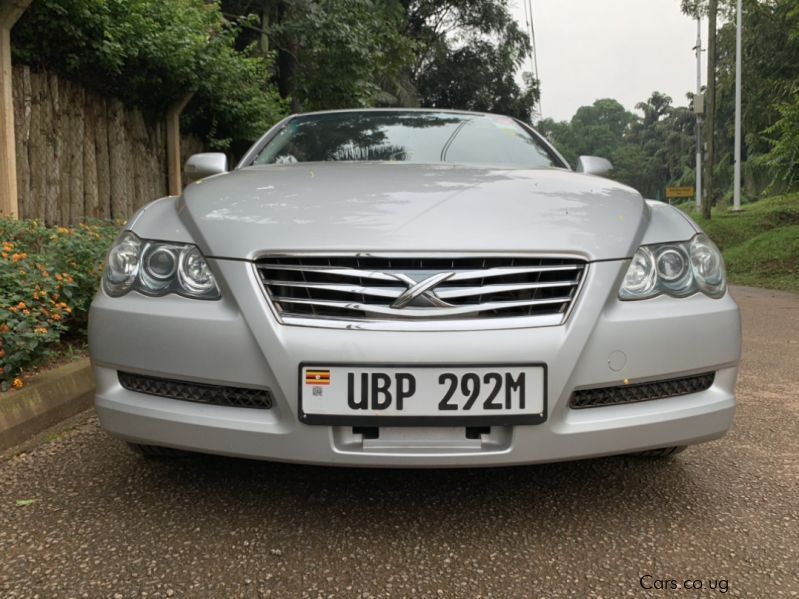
[{"xmin": 287, "ymin": 107, "xmax": 517, "ymax": 120}]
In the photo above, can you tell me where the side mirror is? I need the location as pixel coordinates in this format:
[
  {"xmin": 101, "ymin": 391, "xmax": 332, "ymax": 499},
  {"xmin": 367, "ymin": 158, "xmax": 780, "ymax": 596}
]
[
  {"xmin": 576, "ymin": 155, "xmax": 613, "ymax": 177},
  {"xmin": 184, "ymin": 152, "xmax": 228, "ymax": 184}
]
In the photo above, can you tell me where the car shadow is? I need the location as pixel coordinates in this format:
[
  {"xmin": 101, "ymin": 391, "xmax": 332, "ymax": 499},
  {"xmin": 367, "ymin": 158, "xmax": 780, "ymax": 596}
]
[{"xmin": 124, "ymin": 448, "xmax": 701, "ymax": 531}]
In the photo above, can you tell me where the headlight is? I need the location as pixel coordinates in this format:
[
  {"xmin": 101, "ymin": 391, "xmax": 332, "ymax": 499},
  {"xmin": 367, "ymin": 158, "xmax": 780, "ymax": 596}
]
[
  {"xmin": 689, "ymin": 235, "xmax": 726, "ymax": 296},
  {"xmin": 103, "ymin": 231, "xmax": 141, "ymax": 296},
  {"xmin": 103, "ymin": 232, "xmax": 220, "ymax": 300},
  {"xmin": 619, "ymin": 234, "xmax": 725, "ymax": 300},
  {"xmin": 178, "ymin": 246, "xmax": 218, "ymax": 296},
  {"xmin": 620, "ymin": 246, "xmax": 657, "ymax": 298}
]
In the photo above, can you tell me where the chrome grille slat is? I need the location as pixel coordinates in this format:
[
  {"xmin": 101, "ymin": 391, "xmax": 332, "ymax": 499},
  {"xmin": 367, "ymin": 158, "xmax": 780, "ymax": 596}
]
[
  {"xmin": 446, "ymin": 264, "xmax": 584, "ymax": 282},
  {"xmin": 261, "ymin": 264, "xmax": 407, "ymax": 282},
  {"xmin": 263, "ymin": 280, "xmax": 404, "ymax": 299},
  {"xmin": 255, "ymin": 255, "xmax": 587, "ymax": 328},
  {"xmin": 271, "ymin": 296, "xmax": 574, "ymax": 318},
  {"xmin": 435, "ymin": 280, "xmax": 579, "ymax": 299},
  {"xmin": 262, "ymin": 262, "xmax": 583, "ymax": 281}
]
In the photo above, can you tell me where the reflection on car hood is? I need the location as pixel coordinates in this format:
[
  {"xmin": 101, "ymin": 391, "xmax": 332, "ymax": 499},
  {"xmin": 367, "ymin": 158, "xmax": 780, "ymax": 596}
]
[{"xmin": 179, "ymin": 162, "xmax": 648, "ymax": 261}]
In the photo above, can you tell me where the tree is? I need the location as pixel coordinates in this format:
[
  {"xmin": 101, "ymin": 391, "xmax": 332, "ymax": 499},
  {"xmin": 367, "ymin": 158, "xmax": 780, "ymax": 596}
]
[
  {"xmin": 761, "ymin": 88, "xmax": 799, "ymax": 190},
  {"xmin": 415, "ymin": 43, "xmax": 538, "ymax": 120},
  {"xmin": 220, "ymin": 0, "xmax": 540, "ymax": 122},
  {"xmin": 570, "ymin": 98, "xmax": 635, "ymax": 158},
  {"xmin": 537, "ymin": 117, "xmax": 578, "ymax": 166},
  {"xmin": 611, "ymin": 143, "xmax": 654, "ymax": 196},
  {"xmin": 538, "ymin": 92, "xmax": 696, "ymax": 199},
  {"xmin": 222, "ymin": 0, "xmax": 415, "ymax": 112},
  {"xmin": 714, "ymin": 0, "xmax": 799, "ymax": 195},
  {"xmin": 404, "ymin": 0, "xmax": 540, "ymax": 121},
  {"xmin": 269, "ymin": 0, "xmax": 414, "ymax": 111},
  {"xmin": 13, "ymin": 0, "xmax": 288, "ymax": 148},
  {"xmin": 545, "ymin": 1, "xmax": 799, "ymax": 202},
  {"xmin": 538, "ymin": 99, "xmax": 634, "ymax": 170}
]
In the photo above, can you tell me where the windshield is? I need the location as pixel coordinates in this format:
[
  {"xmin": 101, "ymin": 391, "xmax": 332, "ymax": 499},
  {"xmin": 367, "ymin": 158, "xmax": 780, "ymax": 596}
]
[{"xmin": 250, "ymin": 111, "xmax": 563, "ymax": 168}]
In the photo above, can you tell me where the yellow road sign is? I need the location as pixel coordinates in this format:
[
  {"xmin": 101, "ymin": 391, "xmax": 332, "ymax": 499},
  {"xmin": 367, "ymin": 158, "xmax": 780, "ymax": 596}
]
[{"xmin": 666, "ymin": 187, "xmax": 694, "ymax": 199}]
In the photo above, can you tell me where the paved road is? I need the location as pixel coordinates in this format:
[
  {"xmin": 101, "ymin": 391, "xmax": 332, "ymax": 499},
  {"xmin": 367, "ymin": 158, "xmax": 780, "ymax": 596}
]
[{"xmin": 1, "ymin": 286, "xmax": 797, "ymax": 598}]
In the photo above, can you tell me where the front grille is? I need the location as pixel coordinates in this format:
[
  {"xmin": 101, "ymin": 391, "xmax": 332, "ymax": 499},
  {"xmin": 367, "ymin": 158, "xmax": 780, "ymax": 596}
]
[
  {"xmin": 118, "ymin": 372, "xmax": 273, "ymax": 409},
  {"xmin": 255, "ymin": 255, "xmax": 586, "ymax": 326},
  {"xmin": 569, "ymin": 372, "xmax": 715, "ymax": 409}
]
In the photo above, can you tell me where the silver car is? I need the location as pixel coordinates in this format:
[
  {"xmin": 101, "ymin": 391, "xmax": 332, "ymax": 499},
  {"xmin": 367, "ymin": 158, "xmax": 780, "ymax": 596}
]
[{"xmin": 89, "ymin": 109, "xmax": 740, "ymax": 466}]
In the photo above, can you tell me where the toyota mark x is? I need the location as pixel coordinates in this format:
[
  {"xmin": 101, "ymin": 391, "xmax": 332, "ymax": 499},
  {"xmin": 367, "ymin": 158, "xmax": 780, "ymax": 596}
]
[{"xmin": 89, "ymin": 109, "xmax": 741, "ymax": 466}]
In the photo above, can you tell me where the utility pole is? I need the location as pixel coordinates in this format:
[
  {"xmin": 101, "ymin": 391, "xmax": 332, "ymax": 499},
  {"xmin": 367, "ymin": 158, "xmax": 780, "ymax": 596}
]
[
  {"xmin": 695, "ymin": 15, "xmax": 703, "ymax": 208},
  {"xmin": 524, "ymin": 0, "xmax": 542, "ymax": 122},
  {"xmin": 704, "ymin": 0, "xmax": 718, "ymax": 220},
  {"xmin": 733, "ymin": 0, "xmax": 743, "ymax": 210}
]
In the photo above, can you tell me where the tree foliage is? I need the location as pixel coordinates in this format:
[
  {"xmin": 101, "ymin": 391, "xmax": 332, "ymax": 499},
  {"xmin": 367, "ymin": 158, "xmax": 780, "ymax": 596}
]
[
  {"xmin": 12, "ymin": 0, "xmax": 541, "ymax": 151},
  {"xmin": 267, "ymin": 0, "xmax": 415, "ymax": 110},
  {"xmin": 222, "ymin": 0, "xmax": 540, "ymax": 120},
  {"xmin": 541, "ymin": 93, "xmax": 696, "ymax": 199},
  {"xmin": 13, "ymin": 0, "xmax": 288, "ymax": 148},
  {"xmin": 405, "ymin": 0, "xmax": 539, "ymax": 121},
  {"xmin": 20, "ymin": 0, "xmax": 799, "ymax": 203},
  {"xmin": 721, "ymin": 0, "xmax": 799, "ymax": 192},
  {"xmin": 545, "ymin": 0, "xmax": 799, "ymax": 201},
  {"xmin": 761, "ymin": 88, "xmax": 799, "ymax": 191},
  {"xmin": 681, "ymin": 0, "xmax": 799, "ymax": 197}
]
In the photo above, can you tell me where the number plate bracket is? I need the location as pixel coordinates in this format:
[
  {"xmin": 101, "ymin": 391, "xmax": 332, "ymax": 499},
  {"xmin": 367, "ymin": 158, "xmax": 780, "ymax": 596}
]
[{"xmin": 298, "ymin": 362, "xmax": 548, "ymax": 427}]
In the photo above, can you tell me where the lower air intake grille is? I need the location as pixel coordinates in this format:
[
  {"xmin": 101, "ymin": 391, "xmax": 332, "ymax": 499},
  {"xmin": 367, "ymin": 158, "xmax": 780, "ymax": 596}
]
[
  {"xmin": 118, "ymin": 372, "xmax": 273, "ymax": 409},
  {"xmin": 569, "ymin": 372, "xmax": 715, "ymax": 409}
]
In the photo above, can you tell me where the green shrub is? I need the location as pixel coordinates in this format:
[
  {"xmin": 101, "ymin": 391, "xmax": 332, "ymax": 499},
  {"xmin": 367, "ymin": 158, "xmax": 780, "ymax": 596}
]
[
  {"xmin": 0, "ymin": 218, "xmax": 119, "ymax": 391},
  {"xmin": 680, "ymin": 193, "xmax": 799, "ymax": 292}
]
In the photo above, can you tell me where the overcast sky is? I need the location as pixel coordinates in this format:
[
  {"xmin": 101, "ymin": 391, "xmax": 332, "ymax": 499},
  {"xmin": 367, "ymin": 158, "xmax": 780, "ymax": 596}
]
[{"xmin": 510, "ymin": 0, "xmax": 705, "ymax": 122}]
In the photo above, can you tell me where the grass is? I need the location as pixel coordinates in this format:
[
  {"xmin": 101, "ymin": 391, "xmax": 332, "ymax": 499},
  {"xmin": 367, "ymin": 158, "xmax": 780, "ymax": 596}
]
[{"xmin": 677, "ymin": 193, "xmax": 799, "ymax": 292}]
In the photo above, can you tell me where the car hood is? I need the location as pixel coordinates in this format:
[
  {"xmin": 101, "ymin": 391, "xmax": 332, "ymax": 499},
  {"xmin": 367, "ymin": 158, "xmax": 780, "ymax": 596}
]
[{"xmin": 179, "ymin": 162, "xmax": 648, "ymax": 261}]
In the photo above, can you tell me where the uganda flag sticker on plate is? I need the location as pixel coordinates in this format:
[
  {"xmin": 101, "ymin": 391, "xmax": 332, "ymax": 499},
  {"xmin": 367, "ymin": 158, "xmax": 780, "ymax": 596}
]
[{"xmin": 305, "ymin": 369, "xmax": 330, "ymax": 385}]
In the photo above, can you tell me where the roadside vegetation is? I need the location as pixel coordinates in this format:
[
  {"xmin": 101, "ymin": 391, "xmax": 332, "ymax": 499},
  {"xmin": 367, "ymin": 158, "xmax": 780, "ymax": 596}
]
[
  {"xmin": 540, "ymin": 1, "xmax": 799, "ymax": 293},
  {"xmin": 0, "ymin": 220, "xmax": 118, "ymax": 391},
  {"xmin": 4, "ymin": 0, "xmax": 541, "ymax": 388},
  {"xmin": 11, "ymin": 0, "xmax": 799, "ymax": 193},
  {"xmin": 679, "ymin": 194, "xmax": 799, "ymax": 292},
  {"xmin": 12, "ymin": 0, "xmax": 540, "ymax": 152},
  {"xmin": 541, "ymin": 1, "xmax": 799, "ymax": 206},
  {"xmin": 2, "ymin": 0, "xmax": 798, "ymax": 388}
]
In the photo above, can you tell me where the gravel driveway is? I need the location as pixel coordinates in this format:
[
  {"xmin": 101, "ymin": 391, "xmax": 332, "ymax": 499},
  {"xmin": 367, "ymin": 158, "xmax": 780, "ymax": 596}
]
[{"xmin": 1, "ymin": 286, "xmax": 797, "ymax": 598}]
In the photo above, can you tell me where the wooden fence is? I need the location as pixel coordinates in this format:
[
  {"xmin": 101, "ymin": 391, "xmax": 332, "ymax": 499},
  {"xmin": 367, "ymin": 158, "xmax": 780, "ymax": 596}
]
[{"xmin": 11, "ymin": 65, "xmax": 202, "ymax": 224}]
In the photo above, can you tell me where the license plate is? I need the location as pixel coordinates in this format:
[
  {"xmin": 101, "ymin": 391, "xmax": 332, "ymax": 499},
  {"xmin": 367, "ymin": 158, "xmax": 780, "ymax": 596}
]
[{"xmin": 298, "ymin": 363, "xmax": 547, "ymax": 426}]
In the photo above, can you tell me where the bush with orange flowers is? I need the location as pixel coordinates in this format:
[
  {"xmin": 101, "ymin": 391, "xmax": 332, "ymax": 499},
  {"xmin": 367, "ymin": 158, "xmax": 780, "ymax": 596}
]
[{"xmin": 0, "ymin": 218, "xmax": 119, "ymax": 390}]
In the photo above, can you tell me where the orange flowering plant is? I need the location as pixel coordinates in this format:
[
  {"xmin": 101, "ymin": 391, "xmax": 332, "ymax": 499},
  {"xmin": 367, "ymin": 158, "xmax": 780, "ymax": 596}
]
[{"xmin": 0, "ymin": 218, "xmax": 119, "ymax": 390}]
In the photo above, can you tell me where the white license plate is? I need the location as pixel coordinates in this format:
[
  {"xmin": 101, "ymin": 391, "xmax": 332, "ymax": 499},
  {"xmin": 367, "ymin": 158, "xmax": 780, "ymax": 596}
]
[{"xmin": 299, "ymin": 364, "xmax": 547, "ymax": 426}]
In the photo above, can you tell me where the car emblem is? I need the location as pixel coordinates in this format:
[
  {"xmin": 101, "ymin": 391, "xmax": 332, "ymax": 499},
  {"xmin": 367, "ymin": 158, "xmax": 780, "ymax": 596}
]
[{"xmin": 389, "ymin": 272, "xmax": 455, "ymax": 309}]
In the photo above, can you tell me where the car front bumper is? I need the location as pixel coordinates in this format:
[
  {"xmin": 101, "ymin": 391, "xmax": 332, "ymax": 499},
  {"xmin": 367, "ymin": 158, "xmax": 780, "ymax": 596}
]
[{"xmin": 89, "ymin": 259, "xmax": 740, "ymax": 467}]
